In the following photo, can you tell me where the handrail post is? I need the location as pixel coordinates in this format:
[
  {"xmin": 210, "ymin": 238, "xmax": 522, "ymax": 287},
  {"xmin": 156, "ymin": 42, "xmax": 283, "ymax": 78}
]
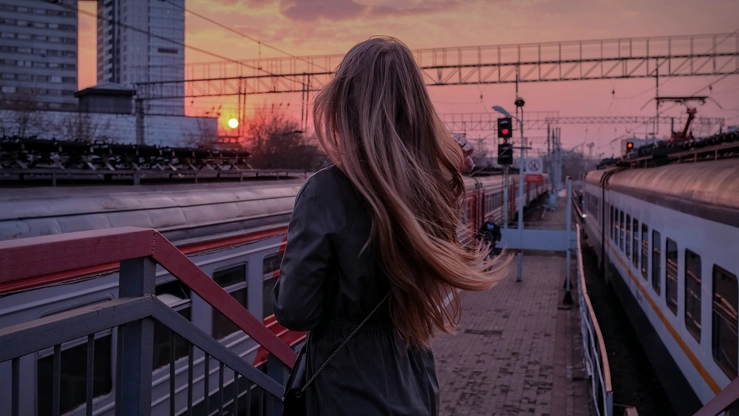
[
  {"xmin": 116, "ymin": 257, "xmax": 156, "ymax": 416},
  {"xmin": 266, "ymin": 353, "xmax": 288, "ymax": 415}
]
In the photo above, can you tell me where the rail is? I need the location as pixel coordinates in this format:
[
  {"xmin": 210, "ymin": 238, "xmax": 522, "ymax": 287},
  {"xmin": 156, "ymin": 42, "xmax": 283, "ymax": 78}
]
[
  {"xmin": 576, "ymin": 223, "xmax": 614, "ymax": 416},
  {"xmin": 0, "ymin": 227, "xmax": 297, "ymax": 416}
]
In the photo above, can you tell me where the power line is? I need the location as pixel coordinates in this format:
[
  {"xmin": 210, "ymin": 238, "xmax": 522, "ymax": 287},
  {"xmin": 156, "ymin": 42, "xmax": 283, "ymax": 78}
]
[
  {"xmin": 161, "ymin": 0, "xmax": 328, "ymax": 71},
  {"xmin": 40, "ymin": 0, "xmax": 305, "ymax": 85}
]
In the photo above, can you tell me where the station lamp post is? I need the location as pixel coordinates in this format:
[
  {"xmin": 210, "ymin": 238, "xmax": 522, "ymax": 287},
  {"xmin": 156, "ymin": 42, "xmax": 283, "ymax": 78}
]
[{"xmin": 493, "ymin": 98, "xmax": 527, "ymax": 282}]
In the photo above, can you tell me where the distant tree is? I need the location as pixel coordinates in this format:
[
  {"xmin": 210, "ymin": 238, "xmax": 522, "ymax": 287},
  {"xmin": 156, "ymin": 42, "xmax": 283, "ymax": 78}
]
[
  {"xmin": 0, "ymin": 89, "xmax": 43, "ymax": 138},
  {"xmin": 58, "ymin": 111, "xmax": 113, "ymax": 142},
  {"xmin": 185, "ymin": 117, "xmax": 219, "ymax": 148},
  {"xmin": 244, "ymin": 108, "xmax": 325, "ymax": 170}
]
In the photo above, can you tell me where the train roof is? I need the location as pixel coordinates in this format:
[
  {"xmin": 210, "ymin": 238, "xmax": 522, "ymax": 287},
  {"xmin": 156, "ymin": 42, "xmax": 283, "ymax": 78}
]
[
  {"xmin": 0, "ymin": 170, "xmax": 524, "ymax": 243},
  {"xmin": 607, "ymin": 158, "xmax": 739, "ymax": 209},
  {"xmin": 0, "ymin": 179, "xmax": 305, "ymax": 244}
]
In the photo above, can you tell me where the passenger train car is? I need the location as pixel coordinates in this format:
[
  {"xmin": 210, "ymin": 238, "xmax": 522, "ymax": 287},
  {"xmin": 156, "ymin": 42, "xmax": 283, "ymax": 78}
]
[
  {"xmin": 0, "ymin": 170, "xmax": 549, "ymax": 416},
  {"xmin": 582, "ymin": 147, "xmax": 739, "ymax": 414}
]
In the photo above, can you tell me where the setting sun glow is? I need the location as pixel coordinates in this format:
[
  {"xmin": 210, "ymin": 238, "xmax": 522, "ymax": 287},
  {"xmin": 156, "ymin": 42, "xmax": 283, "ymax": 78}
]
[{"xmin": 228, "ymin": 118, "xmax": 239, "ymax": 129}]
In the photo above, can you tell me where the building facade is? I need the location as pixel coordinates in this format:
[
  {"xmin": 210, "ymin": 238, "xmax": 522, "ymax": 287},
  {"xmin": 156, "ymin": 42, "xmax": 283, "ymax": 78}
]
[
  {"xmin": 97, "ymin": 0, "xmax": 185, "ymax": 115},
  {"xmin": 0, "ymin": 0, "xmax": 79, "ymax": 111}
]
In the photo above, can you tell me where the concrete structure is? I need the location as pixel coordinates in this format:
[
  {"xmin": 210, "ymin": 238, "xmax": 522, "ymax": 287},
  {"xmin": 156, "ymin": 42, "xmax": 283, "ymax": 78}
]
[
  {"xmin": 97, "ymin": 0, "xmax": 185, "ymax": 115},
  {"xmin": 0, "ymin": 108, "xmax": 217, "ymax": 147},
  {"xmin": 0, "ymin": 0, "xmax": 79, "ymax": 110},
  {"xmin": 75, "ymin": 83, "xmax": 136, "ymax": 114}
]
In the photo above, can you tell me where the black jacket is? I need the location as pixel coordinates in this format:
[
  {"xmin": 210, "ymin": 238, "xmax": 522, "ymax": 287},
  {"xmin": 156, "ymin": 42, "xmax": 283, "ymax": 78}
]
[{"xmin": 273, "ymin": 166, "xmax": 439, "ymax": 415}]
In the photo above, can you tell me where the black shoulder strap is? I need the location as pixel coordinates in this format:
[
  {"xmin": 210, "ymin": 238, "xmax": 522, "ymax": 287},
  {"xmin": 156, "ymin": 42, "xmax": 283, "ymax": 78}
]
[{"xmin": 298, "ymin": 292, "xmax": 391, "ymax": 394}]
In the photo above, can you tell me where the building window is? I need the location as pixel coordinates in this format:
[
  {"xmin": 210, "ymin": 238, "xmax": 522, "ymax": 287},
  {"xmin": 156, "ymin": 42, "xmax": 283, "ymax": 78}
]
[
  {"xmin": 665, "ymin": 238, "xmax": 678, "ymax": 315},
  {"xmin": 37, "ymin": 333, "xmax": 113, "ymax": 416},
  {"xmin": 153, "ymin": 279, "xmax": 191, "ymax": 370},
  {"xmin": 652, "ymin": 230, "xmax": 661, "ymax": 294},
  {"xmin": 158, "ymin": 47, "xmax": 178, "ymax": 54},
  {"xmin": 641, "ymin": 223, "xmax": 648, "ymax": 280},
  {"xmin": 632, "ymin": 218, "xmax": 639, "ymax": 268},
  {"xmin": 684, "ymin": 249, "xmax": 701, "ymax": 342},
  {"xmin": 713, "ymin": 265, "xmax": 738, "ymax": 379},
  {"xmin": 211, "ymin": 264, "xmax": 248, "ymax": 340},
  {"xmin": 262, "ymin": 253, "xmax": 284, "ymax": 319}
]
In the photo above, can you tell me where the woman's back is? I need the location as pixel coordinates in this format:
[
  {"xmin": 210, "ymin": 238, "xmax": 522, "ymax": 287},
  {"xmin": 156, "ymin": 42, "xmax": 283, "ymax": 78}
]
[
  {"xmin": 272, "ymin": 36, "xmax": 508, "ymax": 416},
  {"xmin": 273, "ymin": 165, "xmax": 439, "ymax": 415}
]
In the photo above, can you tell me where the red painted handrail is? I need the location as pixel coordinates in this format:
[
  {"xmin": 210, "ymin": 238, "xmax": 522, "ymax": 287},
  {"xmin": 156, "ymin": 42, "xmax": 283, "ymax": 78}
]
[
  {"xmin": 694, "ymin": 377, "xmax": 739, "ymax": 416},
  {"xmin": 0, "ymin": 226, "xmax": 289, "ymax": 294},
  {"xmin": 0, "ymin": 226, "xmax": 298, "ymax": 367}
]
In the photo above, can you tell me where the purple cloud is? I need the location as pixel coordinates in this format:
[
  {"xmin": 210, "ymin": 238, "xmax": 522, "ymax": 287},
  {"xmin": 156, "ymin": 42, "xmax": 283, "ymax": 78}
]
[
  {"xmin": 280, "ymin": 0, "xmax": 366, "ymax": 21},
  {"xmin": 279, "ymin": 0, "xmax": 460, "ymax": 22}
]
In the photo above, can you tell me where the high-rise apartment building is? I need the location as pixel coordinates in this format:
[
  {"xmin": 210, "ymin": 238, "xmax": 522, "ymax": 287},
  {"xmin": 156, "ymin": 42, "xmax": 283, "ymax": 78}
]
[
  {"xmin": 0, "ymin": 0, "xmax": 79, "ymax": 110},
  {"xmin": 97, "ymin": 0, "xmax": 185, "ymax": 115}
]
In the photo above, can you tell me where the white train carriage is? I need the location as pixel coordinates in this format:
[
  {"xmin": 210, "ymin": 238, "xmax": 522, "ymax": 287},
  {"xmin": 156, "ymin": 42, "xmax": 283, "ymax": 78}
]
[
  {"xmin": 582, "ymin": 158, "xmax": 739, "ymax": 415},
  {"xmin": 0, "ymin": 170, "xmax": 549, "ymax": 416}
]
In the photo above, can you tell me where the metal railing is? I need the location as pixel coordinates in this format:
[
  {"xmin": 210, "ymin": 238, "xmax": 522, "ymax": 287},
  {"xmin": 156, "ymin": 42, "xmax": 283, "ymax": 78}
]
[
  {"xmin": 0, "ymin": 227, "xmax": 297, "ymax": 416},
  {"xmin": 576, "ymin": 224, "xmax": 614, "ymax": 416},
  {"xmin": 694, "ymin": 376, "xmax": 739, "ymax": 415}
]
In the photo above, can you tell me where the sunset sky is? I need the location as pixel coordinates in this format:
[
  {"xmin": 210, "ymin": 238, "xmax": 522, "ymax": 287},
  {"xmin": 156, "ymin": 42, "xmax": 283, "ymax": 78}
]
[{"xmin": 78, "ymin": 0, "xmax": 739, "ymax": 157}]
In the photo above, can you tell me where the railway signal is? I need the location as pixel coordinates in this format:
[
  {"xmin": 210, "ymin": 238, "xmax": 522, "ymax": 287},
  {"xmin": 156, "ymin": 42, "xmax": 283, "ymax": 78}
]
[
  {"xmin": 498, "ymin": 142, "xmax": 513, "ymax": 165},
  {"xmin": 497, "ymin": 117, "xmax": 513, "ymax": 140}
]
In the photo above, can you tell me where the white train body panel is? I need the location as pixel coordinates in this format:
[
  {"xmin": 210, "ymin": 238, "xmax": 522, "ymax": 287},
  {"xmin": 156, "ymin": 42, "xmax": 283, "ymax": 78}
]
[{"xmin": 582, "ymin": 158, "xmax": 739, "ymax": 414}]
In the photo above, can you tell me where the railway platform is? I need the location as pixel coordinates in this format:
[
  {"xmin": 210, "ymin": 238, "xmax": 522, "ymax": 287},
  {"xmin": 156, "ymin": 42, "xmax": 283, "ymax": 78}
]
[{"xmin": 433, "ymin": 197, "xmax": 590, "ymax": 416}]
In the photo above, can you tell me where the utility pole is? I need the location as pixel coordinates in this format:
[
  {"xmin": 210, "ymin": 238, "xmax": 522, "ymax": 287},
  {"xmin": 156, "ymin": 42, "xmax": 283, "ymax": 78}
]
[{"xmin": 515, "ymin": 96, "xmax": 525, "ymax": 283}]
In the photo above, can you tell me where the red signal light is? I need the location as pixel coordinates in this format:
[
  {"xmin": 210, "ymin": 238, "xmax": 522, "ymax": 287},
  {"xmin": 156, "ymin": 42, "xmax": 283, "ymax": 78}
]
[{"xmin": 501, "ymin": 129, "xmax": 509, "ymax": 136}]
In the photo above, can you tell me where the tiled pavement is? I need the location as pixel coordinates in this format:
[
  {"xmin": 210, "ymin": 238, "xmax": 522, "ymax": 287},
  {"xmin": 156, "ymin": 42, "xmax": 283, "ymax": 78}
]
[{"xmin": 431, "ymin": 203, "xmax": 590, "ymax": 416}]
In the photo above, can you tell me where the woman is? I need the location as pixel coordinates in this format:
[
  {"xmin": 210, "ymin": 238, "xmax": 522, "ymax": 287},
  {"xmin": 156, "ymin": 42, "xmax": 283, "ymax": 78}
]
[{"xmin": 273, "ymin": 37, "xmax": 509, "ymax": 415}]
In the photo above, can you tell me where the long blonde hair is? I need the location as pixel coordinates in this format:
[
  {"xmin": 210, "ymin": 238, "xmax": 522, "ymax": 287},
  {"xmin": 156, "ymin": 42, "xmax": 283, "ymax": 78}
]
[{"xmin": 313, "ymin": 37, "xmax": 510, "ymax": 347}]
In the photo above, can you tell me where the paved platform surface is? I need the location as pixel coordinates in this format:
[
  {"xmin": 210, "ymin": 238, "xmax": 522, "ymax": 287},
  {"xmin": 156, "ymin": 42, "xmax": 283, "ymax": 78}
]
[{"xmin": 432, "ymin": 202, "xmax": 590, "ymax": 416}]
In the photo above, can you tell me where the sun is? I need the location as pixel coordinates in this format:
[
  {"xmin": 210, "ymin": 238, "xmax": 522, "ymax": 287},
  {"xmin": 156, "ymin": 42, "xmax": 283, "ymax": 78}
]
[{"xmin": 228, "ymin": 118, "xmax": 239, "ymax": 129}]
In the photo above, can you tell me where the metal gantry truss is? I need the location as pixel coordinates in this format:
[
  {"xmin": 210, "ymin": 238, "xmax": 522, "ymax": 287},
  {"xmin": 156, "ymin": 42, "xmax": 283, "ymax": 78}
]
[
  {"xmin": 135, "ymin": 33, "xmax": 739, "ymax": 101},
  {"xmin": 440, "ymin": 112, "xmax": 726, "ymax": 133}
]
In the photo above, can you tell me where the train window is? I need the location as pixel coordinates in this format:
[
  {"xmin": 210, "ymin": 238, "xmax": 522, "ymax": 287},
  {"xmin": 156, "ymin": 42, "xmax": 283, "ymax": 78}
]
[
  {"xmin": 641, "ymin": 224, "xmax": 648, "ymax": 280},
  {"xmin": 37, "ymin": 332, "xmax": 113, "ymax": 415},
  {"xmin": 712, "ymin": 266, "xmax": 738, "ymax": 379},
  {"xmin": 153, "ymin": 280, "xmax": 191, "ymax": 370},
  {"xmin": 632, "ymin": 218, "xmax": 639, "ymax": 268},
  {"xmin": 652, "ymin": 230, "xmax": 661, "ymax": 295},
  {"xmin": 619, "ymin": 211, "xmax": 624, "ymax": 251},
  {"xmin": 625, "ymin": 215, "xmax": 631, "ymax": 259},
  {"xmin": 212, "ymin": 264, "xmax": 248, "ymax": 340},
  {"xmin": 610, "ymin": 206, "xmax": 615, "ymax": 241},
  {"xmin": 214, "ymin": 264, "xmax": 246, "ymax": 288},
  {"xmin": 665, "ymin": 238, "xmax": 678, "ymax": 315},
  {"xmin": 263, "ymin": 253, "xmax": 284, "ymax": 318},
  {"xmin": 684, "ymin": 250, "xmax": 702, "ymax": 342}
]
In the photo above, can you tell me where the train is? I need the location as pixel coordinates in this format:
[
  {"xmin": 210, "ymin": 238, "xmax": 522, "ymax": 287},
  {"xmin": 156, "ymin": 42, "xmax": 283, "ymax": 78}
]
[
  {"xmin": 0, "ymin": 169, "xmax": 549, "ymax": 416},
  {"xmin": 581, "ymin": 137, "xmax": 739, "ymax": 415}
]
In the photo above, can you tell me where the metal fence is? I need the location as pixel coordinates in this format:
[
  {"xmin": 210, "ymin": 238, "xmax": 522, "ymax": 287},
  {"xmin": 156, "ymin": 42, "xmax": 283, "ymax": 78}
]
[
  {"xmin": 576, "ymin": 224, "xmax": 614, "ymax": 416},
  {"xmin": 0, "ymin": 227, "xmax": 296, "ymax": 416}
]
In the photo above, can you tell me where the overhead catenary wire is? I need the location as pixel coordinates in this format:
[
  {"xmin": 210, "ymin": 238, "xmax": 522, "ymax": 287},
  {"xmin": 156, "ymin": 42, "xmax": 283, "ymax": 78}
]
[
  {"xmin": 40, "ymin": 0, "xmax": 306, "ymax": 86},
  {"xmin": 161, "ymin": 0, "xmax": 329, "ymax": 72}
]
